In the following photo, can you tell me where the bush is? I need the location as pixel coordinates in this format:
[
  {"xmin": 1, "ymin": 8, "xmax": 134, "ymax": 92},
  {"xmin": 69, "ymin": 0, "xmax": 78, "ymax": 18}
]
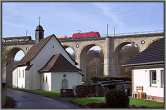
[
  {"xmin": 105, "ymin": 89, "xmax": 129, "ymax": 108},
  {"xmin": 73, "ymin": 84, "xmax": 103, "ymax": 97}
]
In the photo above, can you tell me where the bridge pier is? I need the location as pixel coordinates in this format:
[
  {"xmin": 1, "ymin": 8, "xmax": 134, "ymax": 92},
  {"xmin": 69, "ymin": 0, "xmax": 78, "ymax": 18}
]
[
  {"xmin": 6, "ymin": 55, "xmax": 15, "ymax": 88},
  {"xmin": 104, "ymin": 37, "xmax": 119, "ymax": 76}
]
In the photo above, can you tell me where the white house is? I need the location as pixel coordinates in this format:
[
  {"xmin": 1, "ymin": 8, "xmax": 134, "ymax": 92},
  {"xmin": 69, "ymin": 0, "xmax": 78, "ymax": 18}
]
[
  {"xmin": 123, "ymin": 38, "xmax": 164, "ymax": 102},
  {"xmin": 12, "ymin": 24, "xmax": 83, "ymax": 91}
]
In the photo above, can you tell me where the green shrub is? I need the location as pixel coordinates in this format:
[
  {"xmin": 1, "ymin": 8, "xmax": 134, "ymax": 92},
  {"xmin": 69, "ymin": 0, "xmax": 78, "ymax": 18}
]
[
  {"xmin": 73, "ymin": 84, "xmax": 103, "ymax": 97},
  {"xmin": 105, "ymin": 89, "xmax": 129, "ymax": 108}
]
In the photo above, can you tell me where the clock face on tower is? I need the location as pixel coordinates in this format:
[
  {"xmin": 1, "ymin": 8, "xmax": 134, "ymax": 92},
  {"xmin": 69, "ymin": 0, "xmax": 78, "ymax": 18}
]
[{"xmin": 76, "ymin": 44, "xmax": 79, "ymax": 48}]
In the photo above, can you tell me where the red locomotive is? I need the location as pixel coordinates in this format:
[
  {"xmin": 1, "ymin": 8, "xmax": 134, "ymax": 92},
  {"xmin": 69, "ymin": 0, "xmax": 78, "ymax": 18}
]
[{"xmin": 72, "ymin": 31, "xmax": 100, "ymax": 38}]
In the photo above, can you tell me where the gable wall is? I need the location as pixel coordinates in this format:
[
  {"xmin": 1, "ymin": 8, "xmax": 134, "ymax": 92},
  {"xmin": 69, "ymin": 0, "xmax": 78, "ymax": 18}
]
[
  {"xmin": 51, "ymin": 72, "xmax": 82, "ymax": 91},
  {"xmin": 40, "ymin": 72, "xmax": 51, "ymax": 91},
  {"xmin": 133, "ymin": 68, "xmax": 164, "ymax": 100},
  {"xmin": 17, "ymin": 66, "xmax": 27, "ymax": 89},
  {"xmin": 30, "ymin": 36, "xmax": 76, "ymax": 90},
  {"xmin": 25, "ymin": 70, "xmax": 30, "ymax": 89}
]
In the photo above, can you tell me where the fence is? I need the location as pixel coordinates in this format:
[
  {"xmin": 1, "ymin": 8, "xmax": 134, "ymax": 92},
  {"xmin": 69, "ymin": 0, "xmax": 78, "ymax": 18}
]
[{"xmin": 101, "ymin": 30, "xmax": 164, "ymax": 37}]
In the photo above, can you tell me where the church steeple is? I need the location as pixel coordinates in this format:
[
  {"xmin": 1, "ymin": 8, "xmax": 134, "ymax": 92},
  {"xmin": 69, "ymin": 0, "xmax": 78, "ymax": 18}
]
[
  {"xmin": 35, "ymin": 17, "xmax": 44, "ymax": 44},
  {"xmin": 39, "ymin": 16, "xmax": 41, "ymax": 25}
]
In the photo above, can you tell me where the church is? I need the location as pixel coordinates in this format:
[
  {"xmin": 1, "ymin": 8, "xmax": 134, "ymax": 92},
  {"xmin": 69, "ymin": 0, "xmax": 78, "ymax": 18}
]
[{"xmin": 12, "ymin": 22, "xmax": 83, "ymax": 91}]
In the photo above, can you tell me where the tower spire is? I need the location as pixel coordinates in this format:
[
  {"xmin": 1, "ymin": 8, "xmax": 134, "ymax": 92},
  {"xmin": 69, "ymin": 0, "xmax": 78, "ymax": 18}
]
[
  {"xmin": 39, "ymin": 16, "xmax": 41, "ymax": 25},
  {"xmin": 35, "ymin": 17, "xmax": 44, "ymax": 44}
]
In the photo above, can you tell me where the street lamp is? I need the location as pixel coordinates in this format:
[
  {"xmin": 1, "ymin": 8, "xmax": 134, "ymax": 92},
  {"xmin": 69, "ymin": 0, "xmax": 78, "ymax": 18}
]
[{"xmin": 96, "ymin": 63, "xmax": 104, "ymax": 77}]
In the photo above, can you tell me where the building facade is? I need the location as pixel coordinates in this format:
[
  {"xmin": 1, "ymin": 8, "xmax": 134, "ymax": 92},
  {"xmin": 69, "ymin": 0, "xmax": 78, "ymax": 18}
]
[
  {"xmin": 123, "ymin": 38, "xmax": 164, "ymax": 102},
  {"xmin": 12, "ymin": 24, "xmax": 83, "ymax": 91}
]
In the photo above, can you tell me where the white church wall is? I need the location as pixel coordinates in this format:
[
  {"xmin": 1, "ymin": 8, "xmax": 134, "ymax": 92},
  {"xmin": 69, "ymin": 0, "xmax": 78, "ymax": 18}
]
[
  {"xmin": 17, "ymin": 66, "xmax": 26, "ymax": 89},
  {"xmin": 50, "ymin": 36, "xmax": 75, "ymax": 65},
  {"xmin": 30, "ymin": 36, "xmax": 76, "ymax": 90},
  {"xmin": 51, "ymin": 72, "xmax": 82, "ymax": 91},
  {"xmin": 133, "ymin": 68, "xmax": 164, "ymax": 98},
  {"xmin": 77, "ymin": 73, "xmax": 83, "ymax": 85},
  {"xmin": 12, "ymin": 68, "xmax": 18, "ymax": 88},
  {"xmin": 28, "ymin": 69, "xmax": 34, "ymax": 90},
  {"xmin": 41, "ymin": 72, "xmax": 51, "ymax": 91},
  {"xmin": 25, "ymin": 70, "xmax": 29, "ymax": 89}
]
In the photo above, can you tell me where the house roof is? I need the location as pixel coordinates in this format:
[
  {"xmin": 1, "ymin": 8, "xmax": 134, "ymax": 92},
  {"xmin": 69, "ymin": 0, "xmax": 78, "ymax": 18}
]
[
  {"xmin": 25, "ymin": 64, "xmax": 33, "ymax": 71},
  {"xmin": 16, "ymin": 34, "xmax": 77, "ymax": 67},
  {"xmin": 35, "ymin": 24, "xmax": 44, "ymax": 31},
  {"xmin": 16, "ymin": 34, "xmax": 53, "ymax": 66},
  {"xmin": 38, "ymin": 54, "xmax": 83, "ymax": 75},
  {"xmin": 122, "ymin": 38, "xmax": 164, "ymax": 67}
]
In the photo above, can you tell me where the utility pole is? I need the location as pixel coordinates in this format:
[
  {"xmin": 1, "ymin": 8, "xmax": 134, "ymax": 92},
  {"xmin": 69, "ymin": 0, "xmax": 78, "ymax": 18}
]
[
  {"xmin": 26, "ymin": 30, "xmax": 27, "ymax": 36},
  {"xmin": 107, "ymin": 24, "xmax": 109, "ymax": 36}
]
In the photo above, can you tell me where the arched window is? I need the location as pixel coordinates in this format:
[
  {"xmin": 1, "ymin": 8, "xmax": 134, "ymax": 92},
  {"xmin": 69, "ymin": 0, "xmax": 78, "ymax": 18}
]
[
  {"xmin": 43, "ymin": 76, "xmax": 44, "ymax": 82},
  {"xmin": 22, "ymin": 70, "xmax": 24, "ymax": 78},
  {"xmin": 19, "ymin": 70, "xmax": 21, "ymax": 78},
  {"xmin": 46, "ymin": 76, "xmax": 47, "ymax": 83},
  {"xmin": 62, "ymin": 79, "xmax": 68, "ymax": 89}
]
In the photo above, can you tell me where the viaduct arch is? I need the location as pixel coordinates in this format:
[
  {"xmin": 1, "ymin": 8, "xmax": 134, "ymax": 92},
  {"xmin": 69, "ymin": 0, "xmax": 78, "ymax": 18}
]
[
  {"xmin": 60, "ymin": 33, "xmax": 164, "ymax": 80},
  {"xmin": 3, "ymin": 32, "xmax": 164, "ymax": 87},
  {"xmin": 3, "ymin": 37, "xmax": 34, "ymax": 87}
]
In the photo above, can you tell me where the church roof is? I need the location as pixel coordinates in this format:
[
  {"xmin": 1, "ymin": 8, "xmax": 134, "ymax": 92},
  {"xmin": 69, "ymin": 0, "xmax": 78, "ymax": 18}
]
[
  {"xmin": 16, "ymin": 34, "xmax": 52, "ymax": 66},
  {"xmin": 35, "ymin": 24, "xmax": 44, "ymax": 31},
  {"xmin": 16, "ymin": 34, "xmax": 77, "ymax": 67},
  {"xmin": 122, "ymin": 38, "xmax": 164, "ymax": 67},
  {"xmin": 38, "ymin": 54, "xmax": 83, "ymax": 74}
]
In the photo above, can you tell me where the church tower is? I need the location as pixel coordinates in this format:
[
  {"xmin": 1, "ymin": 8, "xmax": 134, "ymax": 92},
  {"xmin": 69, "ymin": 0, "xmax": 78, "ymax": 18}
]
[{"xmin": 35, "ymin": 17, "xmax": 44, "ymax": 44}]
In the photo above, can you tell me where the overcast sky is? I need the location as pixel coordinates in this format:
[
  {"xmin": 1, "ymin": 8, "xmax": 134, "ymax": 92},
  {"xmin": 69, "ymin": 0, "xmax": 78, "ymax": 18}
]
[{"xmin": 2, "ymin": 2, "xmax": 164, "ymax": 60}]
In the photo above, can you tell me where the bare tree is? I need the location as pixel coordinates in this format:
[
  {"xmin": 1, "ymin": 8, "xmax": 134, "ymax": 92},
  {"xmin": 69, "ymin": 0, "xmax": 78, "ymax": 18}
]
[
  {"xmin": 86, "ymin": 50, "xmax": 104, "ymax": 82},
  {"xmin": 119, "ymin": 44, "xmax": 139, "ymax": 77}
]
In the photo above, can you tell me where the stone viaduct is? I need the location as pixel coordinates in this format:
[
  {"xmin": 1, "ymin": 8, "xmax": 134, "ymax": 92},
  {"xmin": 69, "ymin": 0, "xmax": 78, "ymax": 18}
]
[{"xmin": 3, "ymin": 32, "xmax": 164, "ymax": 87}]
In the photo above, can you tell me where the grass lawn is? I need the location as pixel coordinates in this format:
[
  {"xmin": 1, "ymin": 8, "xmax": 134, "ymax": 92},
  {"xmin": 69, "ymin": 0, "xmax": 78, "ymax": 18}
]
[
  {"xmin": 72, "ymin": 97, "xmax": 105, "ymax": 106},
  {"xmin": 14, "ymin": 89, "xmax": 61, "ymax": 97},
  {"xmin": 71, "ymin": 97, "xmax": 164, "ymax": 108},
  {"xmin": 14, "ymin": 89, "xmax": 164, "ymax": 108},
  {"xmin": 129, "ymin": 97, "xmax": 164, "ymax": 108}
]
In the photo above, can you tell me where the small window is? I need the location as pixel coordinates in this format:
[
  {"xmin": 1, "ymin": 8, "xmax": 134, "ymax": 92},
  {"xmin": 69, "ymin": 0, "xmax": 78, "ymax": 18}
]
[
  {"xmin": 62, "ymin": 79, "xmax": 68, "ymax": 89},
  {"xmin": 46, "ymin": 76, "xmax": 47, "ymax": 83},
  {"xmin": 22, "ymin": 70, "xmax": 24, "ymax": 78},
  {"xmin": 19, "ymin": 70, "xmax": 21, "ymax": 78},
  {"xmin": 43, "ymin": 76, "xmax": 44, "ymax": 82},
  {"xmin": 39, "ymin": 32, "xmax": 43, "ymax": 39},
  {"xmin": 161, "ymin": 70, "xmax": 164, "ymax": 87},
  {"xmin": 150, "ymin": 70, "xmax": 157, "ymax": 86}
]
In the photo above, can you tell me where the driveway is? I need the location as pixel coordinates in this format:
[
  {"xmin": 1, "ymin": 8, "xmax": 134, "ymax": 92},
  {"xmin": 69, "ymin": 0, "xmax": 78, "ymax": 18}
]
[{"xmin": 7, "ymin": 88, "xmax": 80, "ymax": 108}]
